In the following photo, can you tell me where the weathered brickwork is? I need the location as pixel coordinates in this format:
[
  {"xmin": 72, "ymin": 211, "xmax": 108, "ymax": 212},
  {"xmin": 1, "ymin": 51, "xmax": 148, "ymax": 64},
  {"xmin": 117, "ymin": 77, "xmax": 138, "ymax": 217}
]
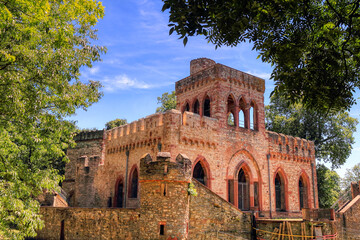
[{"xmin": 39, "ymin": 58, "xmax": 320, "ymax": 239}]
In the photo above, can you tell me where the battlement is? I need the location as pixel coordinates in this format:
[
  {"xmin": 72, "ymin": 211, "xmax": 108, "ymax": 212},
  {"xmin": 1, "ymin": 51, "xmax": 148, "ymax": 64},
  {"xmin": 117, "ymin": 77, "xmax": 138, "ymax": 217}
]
[
  {"xmin": 74, "ymin": 130, "xmax": 104, "ymax": 141},
  {"xmin": 176, "ymin": 61, "xmax": 265, "ymax": 94},
  {"xmin": 139, "ymin": 152, "xmax": 192, "ymax": 182},
  {"xmin": 106, "ymin": 112, "xmax": 164, "ymax": 141},
  {"xmin": 106, "ymin": 109, "xmax": 219, "ymax": 146},
  {"xmin": 266, "ymin": 131, "xmax": 315, "ymax": 162}
]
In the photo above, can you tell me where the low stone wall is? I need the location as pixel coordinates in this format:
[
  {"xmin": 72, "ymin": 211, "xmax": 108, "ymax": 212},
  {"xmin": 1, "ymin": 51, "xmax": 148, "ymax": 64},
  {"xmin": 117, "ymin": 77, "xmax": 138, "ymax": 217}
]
[
  {"xmin": 189, "ymin": 179, "xmax": 251, "ymax": 240},
  {"xmin": 336, "ymin": 195, "xmax": 360, "ymax": 239},
  {"xmin": 36, "ymin": 207, "xmax": 140, "ymax": 240}
]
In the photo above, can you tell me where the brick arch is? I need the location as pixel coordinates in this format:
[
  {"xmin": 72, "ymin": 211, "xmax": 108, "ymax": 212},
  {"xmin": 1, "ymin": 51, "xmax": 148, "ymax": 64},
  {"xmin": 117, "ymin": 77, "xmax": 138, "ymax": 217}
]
[
  {"xmin": 182, "ymin": 100, "xmax": 190, "ymax": 113},
  {"xmin": 191, "ymin": 97, "xmax": 200, "ymax": 114},
  {"xmin": 227, "ymin": 94, "xmax": 237, "ymax": 126},
  {"xmin": 192, "ymin": 155, "xmax": 211, "ymax": 188},
  {"xmin": 298, "ymin": 170, "xmax": 311, "ymax": 209},
  {"xmin": 238, "ymin": 96, "xmax": 248, "ymax": 128},
  {"xmin": 128, "ymin": 164, "xmax": 139, "ymax": 199},
  {"xmin": 202, "ymin": 93, "xmax": 212, "ymax": 117},
  {"xmin": 273, "ymin": 167, "xmax": 289, "ymax": 212},
  {"xmin": 249, "ymin": 100, "xmax": 259, "ymax": 130},
  {"xmin": 113, "ymin": 175, "xmax": 124, "ymax": 207},
  {"xmin": 226, "ymin": 149, "xmax": 263, "ymax": 211}
]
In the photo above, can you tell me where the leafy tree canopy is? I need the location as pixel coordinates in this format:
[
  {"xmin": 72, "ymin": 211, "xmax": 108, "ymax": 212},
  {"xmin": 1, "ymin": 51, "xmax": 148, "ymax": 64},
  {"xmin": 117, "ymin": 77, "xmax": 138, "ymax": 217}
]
[
  {"xmin": 105, "ymin": 119, "xmax": 128, "ymax": 130},
  {"xmin": 156, "ymin": 91, "xmax": 177, "ymax": 113},
  {"xmin": 317, "ymin": 164, "xmax": 341, "ymax": 208},
  {"xmin": 162, "ymin": 0, "xmax": 360, "ymax": 112},
  {"xmin": 0, "ymin": 0, "xmax": 105, "ymax": 239},
  {"xmin": 341, "ymin": 163, "xmax": 360, "ymax": 190},
  {"xmin": 266, "ymin": 94, "xmax": 358, "ymax": 169}
]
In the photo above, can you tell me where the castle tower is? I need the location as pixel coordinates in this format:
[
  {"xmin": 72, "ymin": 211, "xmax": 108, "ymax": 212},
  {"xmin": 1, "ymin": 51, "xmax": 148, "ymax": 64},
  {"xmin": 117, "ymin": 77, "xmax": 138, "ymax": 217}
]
[
  {"xmin": 175, "ymin": 58, "xmax": 266, "ymax": 131},
  {"xmin": 139, "ymin": 152, "xmax": 192, "ymax": 240}
]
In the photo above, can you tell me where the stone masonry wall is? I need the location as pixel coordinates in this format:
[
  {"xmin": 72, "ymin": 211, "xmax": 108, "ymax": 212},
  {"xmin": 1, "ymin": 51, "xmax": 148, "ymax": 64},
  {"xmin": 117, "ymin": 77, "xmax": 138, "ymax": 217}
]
[
  {"xmin": 36, "ymin": 207, "xmax": 140, "ymax": 240},
  {"xmin": 189, "ymin": 179, "xmax": 252, "ymax": 240},
  {"xmin": 336, "ymin": 195, "xmax": 360, "ymax": 239},
  {"xmin": 63, "ymin": 130, "xmax": 104, "ymax": 207}
]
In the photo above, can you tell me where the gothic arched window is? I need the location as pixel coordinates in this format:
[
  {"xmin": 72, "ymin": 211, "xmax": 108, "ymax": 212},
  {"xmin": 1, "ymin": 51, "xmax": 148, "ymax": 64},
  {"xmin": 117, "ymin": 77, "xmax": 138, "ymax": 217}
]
[
  {"xmin": 238, "ymin": 168, "xmax": 250, "ymax": 210},
  {"xmin": 129, "ymin": 168, "xmax": 138, "ymax": 198},
  {"xmin": 193, "ymin": 161, "xmax": 207, "ymax": 185}
]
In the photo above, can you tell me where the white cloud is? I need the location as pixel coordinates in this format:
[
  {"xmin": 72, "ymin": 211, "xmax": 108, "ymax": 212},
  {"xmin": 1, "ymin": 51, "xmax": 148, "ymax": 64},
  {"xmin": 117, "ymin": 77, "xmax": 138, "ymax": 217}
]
[
  {"xmin": 89, "ymin": 66, "xmax": 100, "ymax": 75},
  {"xmin": 246, "ymin": 71, "xmax": 271, "ymax": 80},
  {"xmin": 101, "ymin": 74, "xmax": 173, "ymax": 92},
  {"xmin": 102, "ymin": 74, "xmax": 150, "ymax": 91}
]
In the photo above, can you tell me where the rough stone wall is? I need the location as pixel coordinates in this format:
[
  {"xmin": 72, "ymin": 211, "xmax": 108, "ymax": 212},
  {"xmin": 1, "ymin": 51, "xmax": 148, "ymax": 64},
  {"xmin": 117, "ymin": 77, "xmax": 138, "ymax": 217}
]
[
  {"xmin": 139, "ymin": 153, "xmax": 192, "ymax": 240},
  {"xmin": 189, "ymin": 179, "xmax": 251, "ymax": 240},
  {"xmin": 36, "ymin": 207, "xmax": 140, "ymax": 240},
  {"xmin": 63, "ymin": 130, "xmax": 105, "ymax": 207},
  {"xmin": 336, "ymin": 195, "xmax": 360, "ymax": 239}
]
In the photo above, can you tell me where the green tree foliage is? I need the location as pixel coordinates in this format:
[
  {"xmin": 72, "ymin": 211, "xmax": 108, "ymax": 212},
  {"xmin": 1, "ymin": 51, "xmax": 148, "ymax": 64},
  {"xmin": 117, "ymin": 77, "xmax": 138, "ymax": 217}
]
[
  {"xmin": 162, "ymin": 0, "xmax": 360, "ymax": 112},
  {"xmin": 0, "ymin": 0, "xmax": 105, "ymax": 239},
  {"xmin": 317, "ymin": 164, "xmax": 341, "ymax": 208},
  {"xmin": 156, "ymin": 91, "xmax": 177, "ymax": 113},
  {"xmin": 105, "ymin": 119, "xmax": 128, "ymax": 130},
  {"xmin": 266, "ymin": 94, "xmax": 358, "ymax": 169},
  {"xmin": 341, "ymin": 163, "xmax": 360, "ymax": 190}
]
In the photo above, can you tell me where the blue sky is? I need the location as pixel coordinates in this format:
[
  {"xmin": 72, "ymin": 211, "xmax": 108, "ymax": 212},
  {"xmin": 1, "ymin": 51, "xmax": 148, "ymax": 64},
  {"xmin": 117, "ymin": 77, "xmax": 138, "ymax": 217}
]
[{"xmin": 74, "ymin": 0, "xmax": 359, "ymax": 177}]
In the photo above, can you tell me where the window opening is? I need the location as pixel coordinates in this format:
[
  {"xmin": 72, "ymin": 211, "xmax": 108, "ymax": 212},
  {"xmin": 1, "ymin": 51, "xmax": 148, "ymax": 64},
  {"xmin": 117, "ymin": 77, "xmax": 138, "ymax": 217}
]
[
  {"xmin": 160, "ymin": 224, "xmax": 165, "ymax": 235},
  {"xmin": 299, "ymin": 177, "xmax": 308, "ymax": 209},
  {"xmin": 193, "ymin": 161, "xmax": 207, "ymax": 185},
  {"xmin": 60, "ymin": 220, "xmax": 65, "ymax": 240},
  {"xmin": 227, "ymin": 112, "xmax": 235, "ymax": 126},
  {"xmin": 254, "ymin": 182, "xmax": 259, "ymax": 207},
  {"xmin": 203, "ymin": 97, "xmax": 211, "ymax": 117},
  {"xmin": 238, "ymin": 169, "xmax": 250, "ymax": 210},
  {"xmin": 239, "ymin": 110, "xmax": 245, "ymax": 128},
  {"xmin": 129, "ymin": 169, "xmax": 138, "ymax": 198},
  {"xmin": 275, "ymin": 173, "xmax": 285, "ymax": 211},
  {"xmin": 228, "ymin": 180, "xmax": 234, "ymax": 204},
  {"xmin": 193, "ymin": 100, "xmax": 199, "ymax": 114},
  {"xmin": 183, "ymin": 103, "xmax": 190, "ymax": 112},
  {"xmin": 249, "ymin": 107, "xmax": 254, "ymax": 130},
  {"xmin": 116, "ymin": 181, "xmax": 124, "ymax": 208}
]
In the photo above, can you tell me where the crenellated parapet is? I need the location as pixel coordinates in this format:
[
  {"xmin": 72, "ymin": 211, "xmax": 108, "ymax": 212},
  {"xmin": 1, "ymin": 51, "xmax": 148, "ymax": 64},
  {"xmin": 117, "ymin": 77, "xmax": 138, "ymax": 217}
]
[
  {"xmin": 105, "ymin": 110, "xmax": 220, "ymax": 155},
  {"xmin": 74, "ymin": 130, "xmax": 105, "ymax": 141},
  {"xmin": 266, "ymin": 131, "xmax": 315, "ymax": 163},
  {"xmin": 176, "ymin": 60, "xmax": 265, "ymax": 95},
  {"xmin": 139, "ymin": 152, "xmax": 192, "ymax": 182}
]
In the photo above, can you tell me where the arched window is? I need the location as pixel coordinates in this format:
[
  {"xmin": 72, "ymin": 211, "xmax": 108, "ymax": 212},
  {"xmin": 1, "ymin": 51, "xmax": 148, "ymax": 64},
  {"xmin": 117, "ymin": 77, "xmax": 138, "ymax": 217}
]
[
  {"xmin": 239, "ymin": 97, "xmax": 246, "ymax": 128},
  {"xmin": 275, "ymin": 173, "xmax": 285, "ymax": 211},
  {"xmin": 227, "ymin": 112, "xmax": 235, "ymax": 126},
  {"xmin": 238, "ymin": 169, "xmax": 250, "ymax": 210},
  {"xmin": 193, "ymin": 99, "xmax": 200, "ymax": 114},
  {"xmin": 239, "ymin": 109, "xmax": 245, "ymax": 128},
  {"xmin": 249, "ymin": 101, "xmax": 258, "ymax": 130},
  {"xmin": 249, "ymin": 106, "xmax": 254, "ymax": 130},
  {"xmin": 299, "ymin": 176, "xmax": 308, "ymax": 209},
  {"xmin": 129, "ymin": 168, "xmax": 138, "ymax": 198},
  {"xmin": 114, "ymin": 178, "xmax": 124, "ymax": 208},
  {"xmin": 203, "ymin": 96, "xmax": 211, "ymax": 117},
  {"xmin": 227, "ymin": 95, "xmax": 237, "ymax": 126},
  {"xmin": 183, "ymin": 102, "xmax": 190, "ymax": 113},
  {"xmin": 193, "ymin": 161, "xmax": 207, "ymax": 185}
]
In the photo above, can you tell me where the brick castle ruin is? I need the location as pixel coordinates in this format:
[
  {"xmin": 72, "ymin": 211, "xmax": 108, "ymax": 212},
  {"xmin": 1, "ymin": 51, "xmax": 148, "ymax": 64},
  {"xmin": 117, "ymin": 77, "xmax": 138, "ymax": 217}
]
[{"xmin": 37, "ymin": 58, "xmax": 319, "ymax": 239}]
